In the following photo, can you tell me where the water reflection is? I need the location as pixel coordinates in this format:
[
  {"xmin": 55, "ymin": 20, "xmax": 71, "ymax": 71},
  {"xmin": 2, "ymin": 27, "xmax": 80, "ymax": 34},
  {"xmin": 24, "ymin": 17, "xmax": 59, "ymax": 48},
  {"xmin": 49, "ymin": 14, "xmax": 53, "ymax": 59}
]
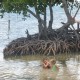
[{"xmin": 0, "ymin": 54, "xmax": 80, "ymax": 80}]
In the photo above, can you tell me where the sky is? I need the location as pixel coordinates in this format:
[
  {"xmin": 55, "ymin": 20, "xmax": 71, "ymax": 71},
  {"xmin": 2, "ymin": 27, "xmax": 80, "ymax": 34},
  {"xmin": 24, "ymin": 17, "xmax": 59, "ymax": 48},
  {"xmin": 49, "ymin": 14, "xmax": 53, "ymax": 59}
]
[{"xmin": 77, "ymin": 0, "xmax": 80, "ymax": 1}]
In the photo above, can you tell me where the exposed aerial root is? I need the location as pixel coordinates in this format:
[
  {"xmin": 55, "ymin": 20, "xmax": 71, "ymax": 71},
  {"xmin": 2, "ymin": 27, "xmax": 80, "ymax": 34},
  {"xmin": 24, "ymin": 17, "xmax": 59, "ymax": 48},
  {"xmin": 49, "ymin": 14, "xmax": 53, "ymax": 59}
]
[{"xmin": 3, "ymin": 37, "xmax": 80, "ymax": 58}]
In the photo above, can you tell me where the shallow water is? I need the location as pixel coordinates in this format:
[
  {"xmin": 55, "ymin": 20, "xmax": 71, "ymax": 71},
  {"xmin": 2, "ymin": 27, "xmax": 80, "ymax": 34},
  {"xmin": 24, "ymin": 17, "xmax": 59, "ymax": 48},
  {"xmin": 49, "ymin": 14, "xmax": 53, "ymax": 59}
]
[
  {"xmin": 0, "ymin": 6, "xmax": 80, "ymax": 80},
  {"xmin": 0, "ymin": 54, "xmax": 80, "ymax": 80}
]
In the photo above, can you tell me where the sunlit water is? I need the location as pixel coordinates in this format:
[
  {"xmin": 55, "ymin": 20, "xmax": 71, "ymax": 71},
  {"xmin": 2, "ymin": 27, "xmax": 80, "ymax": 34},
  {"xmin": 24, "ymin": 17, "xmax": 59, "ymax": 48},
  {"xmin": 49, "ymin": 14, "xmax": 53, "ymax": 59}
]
[{"xmin": 0, "ymin": 6, "xmax": 80, "ymax": 80}]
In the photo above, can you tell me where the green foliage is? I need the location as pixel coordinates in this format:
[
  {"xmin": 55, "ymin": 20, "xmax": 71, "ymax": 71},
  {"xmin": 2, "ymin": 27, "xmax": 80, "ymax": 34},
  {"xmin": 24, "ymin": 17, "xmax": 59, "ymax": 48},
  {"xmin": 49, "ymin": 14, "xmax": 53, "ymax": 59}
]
[{"xmin": 0, "ymin": 0, "xmax": 75, "ymax": 16}]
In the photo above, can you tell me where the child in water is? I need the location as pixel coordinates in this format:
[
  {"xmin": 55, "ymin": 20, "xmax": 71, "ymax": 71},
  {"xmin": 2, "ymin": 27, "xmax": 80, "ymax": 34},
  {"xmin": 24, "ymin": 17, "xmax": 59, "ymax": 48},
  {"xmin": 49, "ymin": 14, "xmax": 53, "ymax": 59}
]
[
  {"xmin": 42, "ymin": 58, "xmax": 51, "ymax": 69},
  {"xmin": 42, "ymin": 58, "xmax": 59, "ymax": 70},
  {"xmin": 50, "ymin": 59, "xmax": 59, "ymax": 71},
  {"xmin": 42, "ymin": 58, "xmax": 59, "ymax": 80}
]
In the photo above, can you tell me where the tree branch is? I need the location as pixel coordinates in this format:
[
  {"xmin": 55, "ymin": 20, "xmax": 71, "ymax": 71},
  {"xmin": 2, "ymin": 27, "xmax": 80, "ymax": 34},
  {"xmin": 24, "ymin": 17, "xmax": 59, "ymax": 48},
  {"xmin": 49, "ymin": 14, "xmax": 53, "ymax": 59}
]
[
  {"xmin": 73, "ymin": 5, "xmax": 80, "ymax": 18},
  {"xmin": 27, "ymin": 8, "xmax": 44, "ymax": 24},
  {"xmin": 71, "ymin": 25, "xmax": 79, "ymax": 40},
  {"xmin": 27, "ymin": 8, "xmax": 38, "ymax": 19}
]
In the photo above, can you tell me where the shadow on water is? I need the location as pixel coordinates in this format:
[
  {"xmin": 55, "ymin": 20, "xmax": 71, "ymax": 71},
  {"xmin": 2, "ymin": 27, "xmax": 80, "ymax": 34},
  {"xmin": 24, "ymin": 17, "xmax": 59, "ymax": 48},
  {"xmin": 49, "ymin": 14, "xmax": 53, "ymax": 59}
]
[{"xmin": 1, "ymin": 53, "xmax": 80, "ymax": 80}]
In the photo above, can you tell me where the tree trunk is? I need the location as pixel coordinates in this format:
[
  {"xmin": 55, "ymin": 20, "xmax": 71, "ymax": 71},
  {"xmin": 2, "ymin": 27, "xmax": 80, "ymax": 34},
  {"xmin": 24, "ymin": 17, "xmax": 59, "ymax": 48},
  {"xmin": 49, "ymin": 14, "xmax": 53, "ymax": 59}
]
[
  {"xmin": 62, "ymin": 0, "xmax": 73, "ymax": 22},
  {"xmin": 48, "ymin": 0, "xmax": 53, "ymax": 30},
  {"xmin": 57, "ymin": 0, "xmax": 80, "ymax": 40},
  {"xmin": 43, "ymin": 7, "xmax": 48, "ymax": 40},
  {"xmin": 57, "ymin": 0, "xmax": 74, "ymax": 36}
]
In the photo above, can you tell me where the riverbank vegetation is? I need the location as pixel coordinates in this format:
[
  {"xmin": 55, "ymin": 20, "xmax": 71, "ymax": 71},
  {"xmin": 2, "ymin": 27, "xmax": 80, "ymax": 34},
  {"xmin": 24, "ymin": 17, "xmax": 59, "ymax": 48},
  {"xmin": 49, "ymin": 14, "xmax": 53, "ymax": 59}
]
[
  {"xmin": 3, "ymin": 37, "xmax": 80, "ymax": 57},
  {"xmin": 0, "ymin": 0, "xmax": 80, "ymax": 57}
]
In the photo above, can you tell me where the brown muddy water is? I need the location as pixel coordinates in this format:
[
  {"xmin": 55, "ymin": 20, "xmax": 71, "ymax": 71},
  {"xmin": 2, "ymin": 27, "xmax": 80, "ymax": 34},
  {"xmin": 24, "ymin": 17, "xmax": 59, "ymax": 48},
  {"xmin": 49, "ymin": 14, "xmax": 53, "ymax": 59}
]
[{"xmin": 0, "ymin": 53, "xmax": 80, "ymax": 80}]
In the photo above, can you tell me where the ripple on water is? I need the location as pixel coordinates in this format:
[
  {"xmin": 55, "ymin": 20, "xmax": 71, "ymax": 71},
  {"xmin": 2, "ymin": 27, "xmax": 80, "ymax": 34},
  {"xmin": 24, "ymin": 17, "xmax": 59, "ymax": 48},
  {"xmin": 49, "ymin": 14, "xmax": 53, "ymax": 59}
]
[
  {"xmin": 0, "ymin": 54, "xmax": 80, "ymax": 80},
  {"xmin": 0, "ymin": 60, "xmax": 40, "ymax": 80}
]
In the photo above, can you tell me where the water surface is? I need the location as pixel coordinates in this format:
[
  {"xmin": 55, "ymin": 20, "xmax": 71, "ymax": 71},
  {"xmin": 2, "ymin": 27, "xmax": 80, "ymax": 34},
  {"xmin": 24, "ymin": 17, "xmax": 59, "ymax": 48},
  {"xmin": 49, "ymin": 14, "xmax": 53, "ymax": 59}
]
[
  {"xmin": 0, "ymin": 54, "xmax": 80, "ymax": 80},
  {"xmin": 0, "ymin": 6, "xmax": 80, "ymax": 80}
]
